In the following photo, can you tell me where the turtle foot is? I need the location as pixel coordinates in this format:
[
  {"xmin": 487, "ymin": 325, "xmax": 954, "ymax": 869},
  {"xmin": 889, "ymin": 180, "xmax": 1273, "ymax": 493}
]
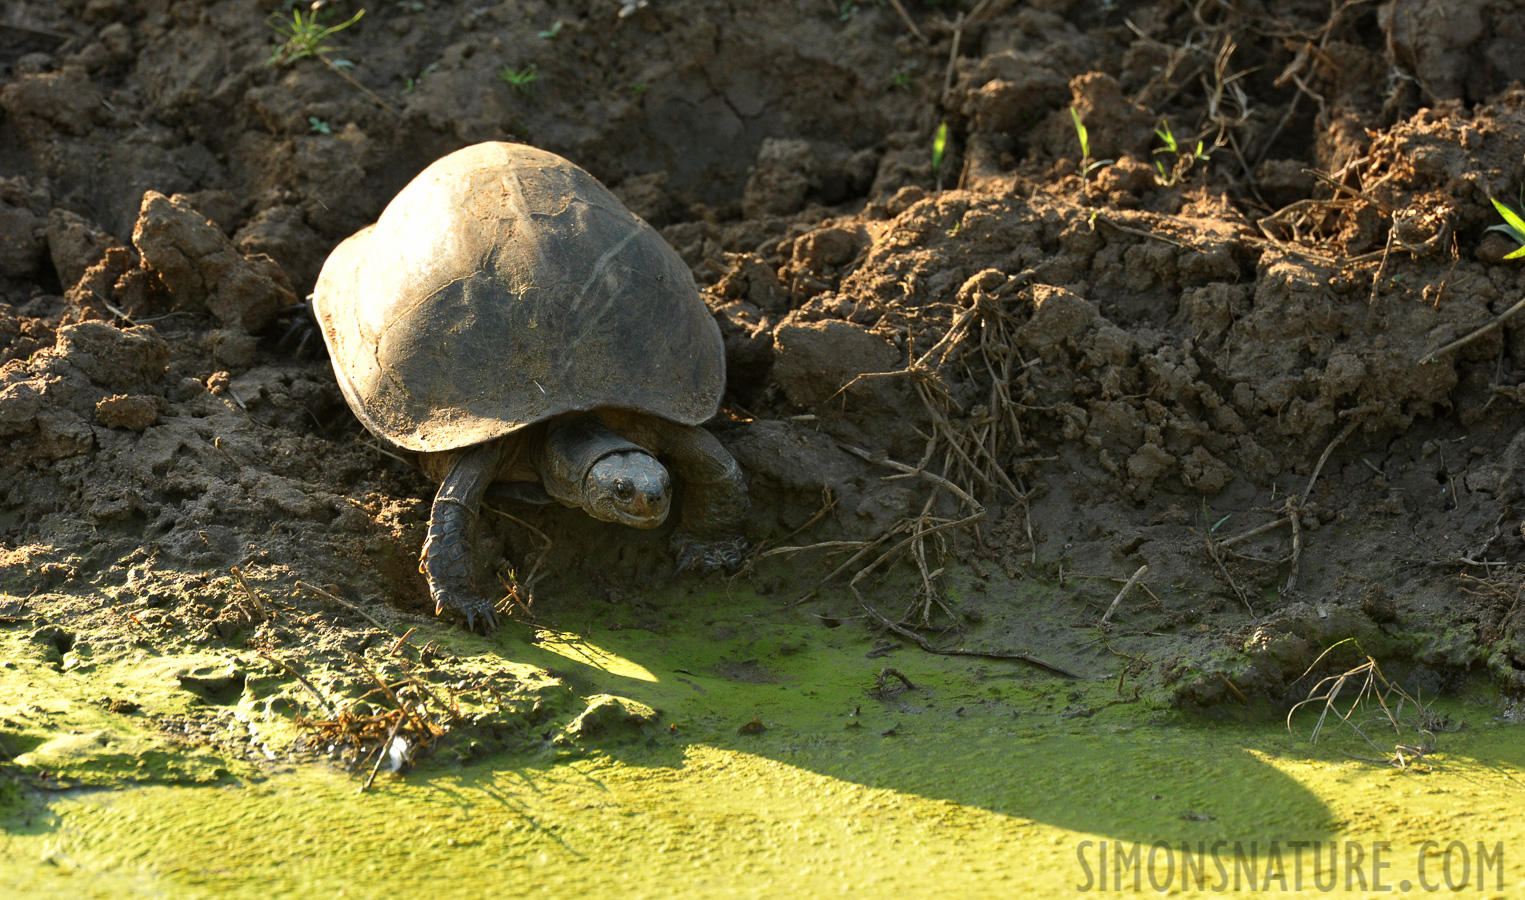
[
  {"xmin": 420, "ymin": 522, "xmax": 498, "ymax": 632},
  {"xmin": 672, "ymin": 531, "xmax": 748, "ymax": 573},
  {"xmin": 432, "ymin": 588, "xmax": 500, "ymax": 633}
]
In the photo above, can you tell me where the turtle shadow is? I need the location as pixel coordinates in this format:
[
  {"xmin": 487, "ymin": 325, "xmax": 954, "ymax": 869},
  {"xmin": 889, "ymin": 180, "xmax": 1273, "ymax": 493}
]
[{"xmin": 438, "ymin": 585, "xmax": 1350, "ymax": 852}]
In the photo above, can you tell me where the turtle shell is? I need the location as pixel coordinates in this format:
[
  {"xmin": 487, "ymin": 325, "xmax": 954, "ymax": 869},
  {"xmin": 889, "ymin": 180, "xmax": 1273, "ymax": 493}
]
[{"xmin": 312, "ymin": 142, "xmax": 724, "ymax": 453}]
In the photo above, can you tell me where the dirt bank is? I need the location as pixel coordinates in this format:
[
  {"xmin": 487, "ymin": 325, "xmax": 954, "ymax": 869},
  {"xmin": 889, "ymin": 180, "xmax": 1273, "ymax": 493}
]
[{"xmin": 3, "ymin": 0, "xmax": 1525, "ymax": 778}]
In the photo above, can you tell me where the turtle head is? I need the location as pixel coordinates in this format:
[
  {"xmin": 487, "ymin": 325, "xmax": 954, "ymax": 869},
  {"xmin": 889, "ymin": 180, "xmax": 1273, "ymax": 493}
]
[{"xmin": 584, "ymin": 451, "xmax": 671, "ymax": 528}]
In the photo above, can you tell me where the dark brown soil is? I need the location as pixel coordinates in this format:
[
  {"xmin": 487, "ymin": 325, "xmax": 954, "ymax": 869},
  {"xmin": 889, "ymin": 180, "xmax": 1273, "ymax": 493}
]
[{"xmin": 4, "ymin": 0, "xmax": 1525, "ymax": 713}]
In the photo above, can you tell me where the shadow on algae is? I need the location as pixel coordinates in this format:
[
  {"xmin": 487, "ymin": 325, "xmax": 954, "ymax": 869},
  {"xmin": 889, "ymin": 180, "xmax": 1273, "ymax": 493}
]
[{"xmin": 3, "ymin": 578, "xmax": 1524, "ymax": 897}]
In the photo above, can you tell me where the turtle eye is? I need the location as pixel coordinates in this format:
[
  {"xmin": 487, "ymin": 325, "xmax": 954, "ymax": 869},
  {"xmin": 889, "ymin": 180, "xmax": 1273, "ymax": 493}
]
[{"xmin": 613, "ymin": 478, "xmax": 633, "ymax": 503}]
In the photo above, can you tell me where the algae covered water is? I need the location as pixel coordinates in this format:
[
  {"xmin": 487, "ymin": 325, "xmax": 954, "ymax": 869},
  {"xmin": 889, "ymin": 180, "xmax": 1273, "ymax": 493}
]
[
  {"xmin": 7, "ymin": 724, "xmax": 1523, "ymax": 898},
  {"xmin": 4, "ymin": 587, "xmax": 1522, "ymax": 898}
]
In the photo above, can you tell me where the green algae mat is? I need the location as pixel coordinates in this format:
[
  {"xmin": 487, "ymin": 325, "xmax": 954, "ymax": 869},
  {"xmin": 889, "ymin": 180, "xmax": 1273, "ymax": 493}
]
[{"xmin": 3, "ymin": 584, "xmax": 1523, "ymax": 898}]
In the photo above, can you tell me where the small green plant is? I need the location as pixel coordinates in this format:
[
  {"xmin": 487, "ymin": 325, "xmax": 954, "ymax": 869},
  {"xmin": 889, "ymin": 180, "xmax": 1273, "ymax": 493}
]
[
  {"xmin": 889, "ymin": 66, "xmax": 915, "ymax": 90},
  {"xmin": 1486, "ymin": 194, "xmax": 1525, "ymax": 260},
  {"xmin": 628, "ymin": 82, "xmax": 648, "ymax": 96},
  {"xmin": 1201, "ymin": 500, "xmax": 1230, "ymax": 535},
  {"xmin": 537, "ymin": 20, "xmax": 563, "ymax": 40},
  {"xmin": 266, "ymin": 7, "xmax": 398, "ymax": 117},
  {"xmin": 1151, "ymin": 118, "xmax": 1210, "ymax": 186},
  {"xmin": 267, "ymin": 7, "xmax": 365, "ymax": 67},
  {"xmin": 838, "ymin": 1, "xmax": 858, "ymax": 22},
  {"xmin": 401, "ymin": 62, "xmax": 437, "ymax": 94},
  {"xmin": 1069, "ymin": 107, "xmax": 1113, "ymax": 191},
  {"xmin": 498, "ymin": 64, "xmax": 538, "ymax": 96},
  {"xmin": 931, "ymin": 121, "xmax": 948, "ymax": 179},
  {"xmin": 308, "ymin": 116, "xmax": 333, "ymax": 135}
]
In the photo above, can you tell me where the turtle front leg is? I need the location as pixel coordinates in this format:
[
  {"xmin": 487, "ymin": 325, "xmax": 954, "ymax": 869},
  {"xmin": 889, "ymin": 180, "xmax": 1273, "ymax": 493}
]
[{"xmin": 420, "ymin": 442, "xmax": 502, "ymax": 631}]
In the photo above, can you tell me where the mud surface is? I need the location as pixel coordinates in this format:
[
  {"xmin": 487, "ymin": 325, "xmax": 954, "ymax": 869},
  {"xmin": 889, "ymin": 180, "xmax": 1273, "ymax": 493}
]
[{"xmin": 4, "ymin": 0, "xmax": 1525, "ymax": 781}]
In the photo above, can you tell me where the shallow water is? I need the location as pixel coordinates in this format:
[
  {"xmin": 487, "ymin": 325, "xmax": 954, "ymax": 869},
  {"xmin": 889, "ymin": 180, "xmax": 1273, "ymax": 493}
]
[
  {"xmin": 7, "ymin": 712, "xmax": 1523, "ymax": 897},
  {"xmin": 4, "ymin": 588, "xmax": 1523, "ymax": 897}
]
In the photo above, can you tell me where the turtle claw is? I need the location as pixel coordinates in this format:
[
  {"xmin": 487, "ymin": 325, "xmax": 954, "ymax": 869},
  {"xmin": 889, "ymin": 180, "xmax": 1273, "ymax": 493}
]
[
  {"xmin": 433, "ymin": 590, "xmax": 499, "ymax": 633},
  {"xmin": 420, "ymin": 489, "xmax": 502, "ymax": 632},
  {"xmin": 672, "ymin": 531, "xmax": 749, "ymax": 573}
]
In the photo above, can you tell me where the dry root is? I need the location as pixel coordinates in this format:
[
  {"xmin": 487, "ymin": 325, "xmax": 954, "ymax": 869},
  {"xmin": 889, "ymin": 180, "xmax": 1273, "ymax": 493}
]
[{"xmin": 1287, "ymin": 638, "xmax": 1454, "ymax": 769}]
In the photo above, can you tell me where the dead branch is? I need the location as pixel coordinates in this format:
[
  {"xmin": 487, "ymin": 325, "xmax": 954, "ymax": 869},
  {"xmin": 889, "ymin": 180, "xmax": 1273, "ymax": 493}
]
[
  {"xmin": 1099, "ymin": 564, "xmax": 1150, "ymax": 625},
  {"xmin": 257, "ymin": 651, "xmax": 336, "ymax": 717},
  {"xmin": 1420, "ymin": 294, "xmax": 1525, "ymax": 364},
  {"xmin": 298, "ymin": 580, "xmax": 393, "ymax": 633},
  {"xmin": 884, "ymin": 0, "xmax": 927, "ymax": 43},
  {"xmin": 860, "ymin": 603, "xmax": 1082, "ymax": 678}
]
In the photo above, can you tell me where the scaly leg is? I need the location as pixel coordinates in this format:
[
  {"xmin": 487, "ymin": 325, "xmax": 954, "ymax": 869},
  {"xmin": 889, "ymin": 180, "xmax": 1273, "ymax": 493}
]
[{"xmin": 420, "ymin": 442, "xmax": 502, "ymax": 631}]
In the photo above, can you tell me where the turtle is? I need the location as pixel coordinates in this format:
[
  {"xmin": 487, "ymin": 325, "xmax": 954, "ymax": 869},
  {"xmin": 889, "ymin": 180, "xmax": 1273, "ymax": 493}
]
[{"xmin": 312, "ymin": 142, "xmax": 748, "ymax": 630}]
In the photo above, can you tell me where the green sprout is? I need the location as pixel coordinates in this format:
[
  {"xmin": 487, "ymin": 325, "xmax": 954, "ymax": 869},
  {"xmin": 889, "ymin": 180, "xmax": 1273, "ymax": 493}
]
[
  {"xmin": 538, "ymin": 21, "xmax": 563, "ymax": 40},
  {"xmin": 889, "ymin": 67, "xmax": 915, "ymax": 90},
  {"xmin": 1486, "ymin": 195, "xmax": 1525, "ymax": 260},
  {"xmin": 1201, "ymin": 500, "xmax": 1230, "ymax": 535},
  {"xmin": 838, "ymin": 1, "xmax": 858, "ymax": 22},
  {"xmin": 1070, "ymin": 106, "xmax": 1090, "ymax": 157},
  {"xmin": 401, "ymin": 62, "xmax": 437, "ymax": 95},
  {"xmin": 931, "ymin": 121, "xmax": 948, "ymax": 179},
  {"xmin": 1157, "ymin": 119, "xmax": 1183, "ymax": 157},
  {"xmin": 498, "ymin": 64, "xmax": 538, "ymax": 96},
  {"xmin": 307, "ymin": 117, "xmax": 333, "ymax": 135},
  {"xmin": 1152, "ymin": 118, "xmax": 1210, "ymax": 186},
  {"xmin": 1070, "ymin": 107, "xmax": 1113, "ymax": 191},
  {"xmin": 628, "ymin": 82, "xmax": 648, "ymax": 96},
  {"xmin": 267, "ymin": 7, "xmax": 365, "ymax": 67},
  {"xmin": 265, "ymin": 7, "xmax": 397, "ymax": 117}
]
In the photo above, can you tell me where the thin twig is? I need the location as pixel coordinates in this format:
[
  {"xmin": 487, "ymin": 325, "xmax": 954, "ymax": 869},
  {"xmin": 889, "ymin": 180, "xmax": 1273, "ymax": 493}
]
[
  {"xmin": 230, "ymin": 566, "xmax": 269, "ymax": 621},
  {"xmin": 746, "ymin": 489, "xmax": 838, "ymax": 560},
  {"xmin": 1217, "ymin": 672, "xmax": 1249, "ymax": 704},
  {"xmin": 860, "ymin": 603, "xmax": 1081, "ymax": 678},
  {"xmin": 256, "ymin": 651, "xmax": 336, "ymax": 717},
  {"xmin": 1099, "ymin": 564, "xmax": 1149, "ymax": 625},
  {"xmin": 763, "ymin": 538, "xmax": 881, "ymax": 561},
  {"xmin": 1282, "ymin": 419, "xmax": 1359, "ymax": 594},
  {"xmin": 884, "ymin": 0, "xmax": 927, "ymax": 43},
  {"xmin": 0, "ymin": 22, "xmax": 69, "ymax": 40},
  {"xmin": 850, "ymin": 512, "xmax": 986, "ymax": 590},
  {"xmin": 1420, "ymin": 295, "xmax": 1525, "ymax": 364},
  {"xmin": 298, "ymin": 580, "xmax": 393, "ymax": 633},
  {"xmin": 1304, "ymin": 419, "xmax": 1359, "ymax": 505},
  {"xmin": 1303, "ymin": 166, "xmax": 1393, "ymax": 215},
  {"xmin": 1093, "ymin": 214, "xmax": 1189, "ymax": 248},
  {"xmin": 1284, "ymin": 502, "xmax": 1305, "ymax": 593},
  {"xmin": 940, "ymin": 12, "xmax": 964, "ymax": 109},
  {"xmin": 360, "ymin": 714, "xmax": 404, "ymax": 792},
  {"xmin": 1218, "ymin": 516, "xmax": 1291, "ymax": 548},
  {"xmin": 1204, "ymin": 528, "xmax": 1256, "ymax": 616},
  {"xmin": 483, "ymin": 504, "xmax": 554, "ymax": 600},
  {"xmin": 398, "ymin": 668, "xmax": 461, "ymax": 725},
  {"xmin": 348, "ymin": 653, "xmax": 429, "ymax": 736},
  {"xmin": 839, "ymin": 443, "xmax": 981, "ymax": 511},
  {"xmin": 322, "ymin": 57, "xmax": 400, "ymax": 117},
  {"xmin": 876, "ymin": 667, "xmax": 917, "ymax": 691}
]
